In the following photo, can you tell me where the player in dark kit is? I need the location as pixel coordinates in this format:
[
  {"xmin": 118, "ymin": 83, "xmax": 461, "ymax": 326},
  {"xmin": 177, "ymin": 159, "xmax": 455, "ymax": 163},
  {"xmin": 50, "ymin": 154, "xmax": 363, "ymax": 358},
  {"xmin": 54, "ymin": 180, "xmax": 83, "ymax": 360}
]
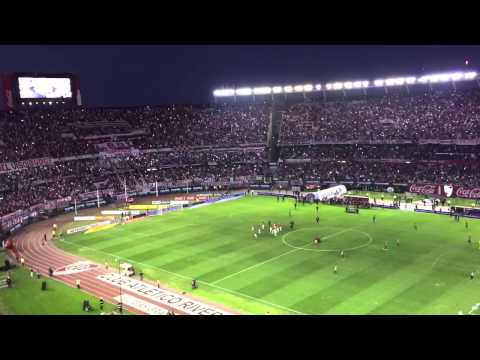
[
  {"xmin": 316, "ymin": 205, "xmax": 319, "ymax": 213},
  {"xmin": 316, "ymin": 216, "xmax": 319, "ymax": 224},
  {"xmin": 414, "ymin": 223, "xmax": 418, "ymax": 231},
  {"xmin": 465, "ymin": 221, "xmax": 469, "ymax": 229},
  {"xmin": 294, "ymin": 203, "xmax": 297, "ymax": 210},
  {"xmin": 468, "ymin": 235, "xmax": 472, "ymax": 245},
  {"xmin": 192, "ymin": 279, "xmax": 197, "ymax": 289},
  {"xmin": 373, "ymin": 215, "xmax": 376, "ymax": 223},
  {"xmin": 290, "ymin": 221, "xmax": 295, "ymax": 230}
]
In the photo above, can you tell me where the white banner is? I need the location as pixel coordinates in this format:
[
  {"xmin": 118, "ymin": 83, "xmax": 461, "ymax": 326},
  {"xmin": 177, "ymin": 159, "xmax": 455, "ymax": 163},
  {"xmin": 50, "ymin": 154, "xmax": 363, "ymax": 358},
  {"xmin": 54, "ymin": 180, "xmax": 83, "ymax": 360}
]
[
  {"xmin": 66, "ymin": 220, "xmax": 112, "ymax": 234},
  {"xmin": 74, "ymin": 216, "xmax": 96, "ymax": 221},
  {"xmin": 98, "ymin": 273, "xmax": 233, "ymax": 315},
  {"xmin": 101, "ymin": 210, "xmax": 141, "ymax": 216},
  {"xmin": 170, "ymin": 200, "xmax": 190, "ymax": 205},
  {"xmin": 0, "ymin": 157, "xmax": 54, "ymax": 174},
  {"xmin": 114, "ymin": 294, "xmax": 168, "ymax": 315}
]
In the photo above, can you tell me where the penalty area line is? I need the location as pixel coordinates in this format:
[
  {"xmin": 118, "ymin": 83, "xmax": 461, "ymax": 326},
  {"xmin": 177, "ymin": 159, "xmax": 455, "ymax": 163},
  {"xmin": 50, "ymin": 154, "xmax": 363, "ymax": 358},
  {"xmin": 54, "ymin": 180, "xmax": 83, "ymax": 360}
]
[{"xmin": 58, "ymin": 237, "xmax": 304, "ymax": 315}]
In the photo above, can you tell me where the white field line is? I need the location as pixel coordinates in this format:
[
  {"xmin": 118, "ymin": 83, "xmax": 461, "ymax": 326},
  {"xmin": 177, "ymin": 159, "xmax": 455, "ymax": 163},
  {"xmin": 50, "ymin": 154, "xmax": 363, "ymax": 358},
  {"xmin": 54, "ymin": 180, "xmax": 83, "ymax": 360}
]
[
  {"xmin": 211, "ymin": 228, "xmax": 353, "ymax": 285},
  {"xmin": 59, "ymin": 237, "xmax": 304, "ymax": 315}
]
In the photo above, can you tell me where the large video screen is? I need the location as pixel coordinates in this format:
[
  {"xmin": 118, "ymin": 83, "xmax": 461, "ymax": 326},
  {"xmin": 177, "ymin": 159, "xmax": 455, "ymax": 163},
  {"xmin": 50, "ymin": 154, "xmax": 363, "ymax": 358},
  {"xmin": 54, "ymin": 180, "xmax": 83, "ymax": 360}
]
[{"xmin": 18, "ymin": 77, "xmax": 72, "ymax": 99}]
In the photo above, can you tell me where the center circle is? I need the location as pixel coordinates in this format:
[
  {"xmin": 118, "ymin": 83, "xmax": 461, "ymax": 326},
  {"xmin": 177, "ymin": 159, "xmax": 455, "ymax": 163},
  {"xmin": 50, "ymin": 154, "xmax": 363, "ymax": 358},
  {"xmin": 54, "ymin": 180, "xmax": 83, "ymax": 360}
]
[{"xmin": 282, "ymin": 227, "xmax": 373, "ymax": 252}]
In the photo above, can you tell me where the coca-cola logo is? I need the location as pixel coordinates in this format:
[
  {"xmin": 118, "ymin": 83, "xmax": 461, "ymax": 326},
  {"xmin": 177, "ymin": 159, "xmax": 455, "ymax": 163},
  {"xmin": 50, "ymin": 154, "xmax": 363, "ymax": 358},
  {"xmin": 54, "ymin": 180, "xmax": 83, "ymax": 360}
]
[
  {"xmin": 456, "ymin": 187, "xmax": 480, "ymax": 199},
  {"xmin": 409, "ymin": 184, "xmax": 437, "ymax": 194}
]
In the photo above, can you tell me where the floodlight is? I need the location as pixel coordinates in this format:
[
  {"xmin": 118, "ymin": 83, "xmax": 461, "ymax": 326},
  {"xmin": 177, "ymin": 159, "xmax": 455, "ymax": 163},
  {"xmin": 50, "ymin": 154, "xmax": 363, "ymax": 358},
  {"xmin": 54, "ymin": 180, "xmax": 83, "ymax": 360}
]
[
  {"xmin": 284, "ymin": 85, "xmax": 293, "ymax": 93},
  {"xmin": 464, "ymin": 71, "xmax": 477, "ymax": 79},
  {"xmin": 353, "ymin": 81, "xmax": 362, "ymax": 88},
  {"xmin": 325, "ymin": 83, "xmax": 332, "ymax": 90},
  {"xmin": 272, "ymin": 86, "xmax": 283, "ymax": 93},
  {"xmin": 362, "ymin": 81, "xmax": 370, "ymax": 88},
  {"xmin": 451, "ymin": 72, "xmax": 463, "ymax": 81},
  {"xmin": 303, "ymin": 84, "xmax": 313, "ymax": 92},
  {"xmin": 374, "ymin": 79, "xmax": 384, "ymax": 87},
  {"xmin": 385, "ymin": 78, "xmax": 396, "ymax": 86},
  {"xmin": 235, "ymin": 88, "xmax": 252, "ymax": 96},
  {"xmin": 315, "ymin": 84, "xmax": 322, "ymax": 90},
  {"xmin": 294, "ymin": 85, "xmax": 304, "ymax": 92},
  {"xmin": 344, "ymin": 82, "xmax": 353, "ymax": 89},
  {"xmin": 213, "ymin": 89, "xmax": 235, "ymax": 97},
  {"xmin": 405, "ymin": 77, "xmax": 416, "ymax": 84},
  {"xmin": 253, "ymin": 87, "xmax": 272, "ymax": 95},
  {"xmin": 332, "ymin": 82, "xmax": 343, "ymax": 90}
]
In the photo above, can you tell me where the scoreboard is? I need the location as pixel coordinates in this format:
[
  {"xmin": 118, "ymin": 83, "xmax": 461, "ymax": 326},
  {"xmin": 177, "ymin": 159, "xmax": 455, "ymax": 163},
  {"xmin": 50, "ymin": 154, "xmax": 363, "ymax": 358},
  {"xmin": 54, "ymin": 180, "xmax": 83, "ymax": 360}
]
[{"xmin": 1, "ymin": 72, "xmax": 82, "ymax": 110}]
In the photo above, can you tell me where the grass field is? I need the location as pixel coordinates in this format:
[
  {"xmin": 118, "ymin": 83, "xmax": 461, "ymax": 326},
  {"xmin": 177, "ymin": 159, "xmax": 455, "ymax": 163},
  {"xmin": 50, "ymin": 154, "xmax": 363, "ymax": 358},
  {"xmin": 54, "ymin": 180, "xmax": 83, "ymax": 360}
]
[
  {"xmin": 0, "ymin": 252, "xmax": 129, "ymax": 315},
  {"xmin": 55, "ymin": 195, "xmax": 480, "ymax": 315}
]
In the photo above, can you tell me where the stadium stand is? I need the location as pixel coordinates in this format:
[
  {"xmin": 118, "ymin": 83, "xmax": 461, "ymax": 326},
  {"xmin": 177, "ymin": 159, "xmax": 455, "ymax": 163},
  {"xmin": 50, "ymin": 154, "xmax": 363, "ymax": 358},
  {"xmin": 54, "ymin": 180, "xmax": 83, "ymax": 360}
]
[{"xmin": 1, "ymin": 86, "xmax": 480, "ymax": 220}]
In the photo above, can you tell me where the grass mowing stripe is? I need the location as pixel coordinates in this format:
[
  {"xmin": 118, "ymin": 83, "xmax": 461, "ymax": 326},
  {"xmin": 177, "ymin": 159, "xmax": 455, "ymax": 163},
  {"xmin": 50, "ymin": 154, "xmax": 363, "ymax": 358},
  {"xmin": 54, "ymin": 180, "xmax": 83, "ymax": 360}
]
[
  {"xmin": 212, "ymin": 228, "xmax": 354, "ymax": 285},
  {"xmin": 59, "ymin": 236, "xmax": 303, "ymax": 315}
]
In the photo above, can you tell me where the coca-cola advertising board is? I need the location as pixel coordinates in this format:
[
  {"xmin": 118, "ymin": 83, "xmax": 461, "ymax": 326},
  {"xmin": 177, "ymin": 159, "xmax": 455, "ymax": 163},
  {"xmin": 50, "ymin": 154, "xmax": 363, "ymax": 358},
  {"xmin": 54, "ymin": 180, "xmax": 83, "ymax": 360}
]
[{"xmin": 408, "ymin": 184, "xmax": 480, "ymax": 199}]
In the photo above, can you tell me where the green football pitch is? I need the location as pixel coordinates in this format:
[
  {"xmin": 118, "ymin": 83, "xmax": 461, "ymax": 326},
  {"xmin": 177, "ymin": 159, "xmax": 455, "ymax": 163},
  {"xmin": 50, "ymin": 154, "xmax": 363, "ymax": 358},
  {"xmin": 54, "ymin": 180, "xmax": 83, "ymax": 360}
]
[{"xmin": 56, "ymin": 196, "xmax": 480, "ymax": 315}]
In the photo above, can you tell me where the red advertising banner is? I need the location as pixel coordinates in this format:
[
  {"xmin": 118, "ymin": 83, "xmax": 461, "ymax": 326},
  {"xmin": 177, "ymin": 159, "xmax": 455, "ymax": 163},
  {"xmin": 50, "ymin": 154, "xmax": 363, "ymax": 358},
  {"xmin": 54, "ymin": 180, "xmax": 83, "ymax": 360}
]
[{"xmin": 408, "ymin": 184, "xmax": 480, "ymax": 199}]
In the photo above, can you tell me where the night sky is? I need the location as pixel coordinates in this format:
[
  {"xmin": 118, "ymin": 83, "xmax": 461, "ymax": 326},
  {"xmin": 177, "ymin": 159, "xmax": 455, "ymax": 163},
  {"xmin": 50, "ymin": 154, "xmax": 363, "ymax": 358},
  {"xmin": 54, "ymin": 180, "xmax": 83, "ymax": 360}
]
[{"xmin": 0, "ymin": 45, "xmax": 478, "ymax": 107}]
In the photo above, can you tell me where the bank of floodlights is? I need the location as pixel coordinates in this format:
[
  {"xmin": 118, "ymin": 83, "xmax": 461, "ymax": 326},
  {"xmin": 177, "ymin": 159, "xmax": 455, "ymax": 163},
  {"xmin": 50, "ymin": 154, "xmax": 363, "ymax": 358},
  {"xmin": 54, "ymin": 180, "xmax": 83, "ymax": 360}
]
[{"xmin": 213, "ymin": 70, "xmax": 478, "ymax": 97}]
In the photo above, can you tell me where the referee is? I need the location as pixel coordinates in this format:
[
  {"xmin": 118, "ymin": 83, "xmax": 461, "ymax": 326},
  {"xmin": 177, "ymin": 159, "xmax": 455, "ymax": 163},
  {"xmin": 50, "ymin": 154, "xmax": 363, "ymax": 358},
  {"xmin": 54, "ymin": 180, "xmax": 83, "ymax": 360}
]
[{"xmin": 99, "ymin": 297, "xmax": 104, "ymax": 311}]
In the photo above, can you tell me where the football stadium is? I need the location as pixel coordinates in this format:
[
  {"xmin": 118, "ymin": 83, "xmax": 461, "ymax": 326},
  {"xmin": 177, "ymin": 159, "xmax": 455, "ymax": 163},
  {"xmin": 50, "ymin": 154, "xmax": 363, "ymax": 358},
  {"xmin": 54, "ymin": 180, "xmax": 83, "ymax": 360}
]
[{"xmin": 1, "ymin": 46, "xmax": 480, "ymax": 316}]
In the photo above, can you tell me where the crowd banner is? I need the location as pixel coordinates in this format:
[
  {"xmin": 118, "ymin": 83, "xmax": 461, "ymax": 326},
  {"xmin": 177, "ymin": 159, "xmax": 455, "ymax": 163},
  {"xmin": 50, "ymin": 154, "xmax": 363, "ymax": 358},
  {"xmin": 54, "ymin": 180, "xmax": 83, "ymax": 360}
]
[{"xmin": 0, "ymin": 158, "xmax": 54, "ymax": 174}]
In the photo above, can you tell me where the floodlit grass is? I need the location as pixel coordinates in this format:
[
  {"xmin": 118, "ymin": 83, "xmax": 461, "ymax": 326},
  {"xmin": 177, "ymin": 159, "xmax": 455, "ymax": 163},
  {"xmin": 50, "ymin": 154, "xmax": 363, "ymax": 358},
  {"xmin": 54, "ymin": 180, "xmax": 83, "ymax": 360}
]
[
  {"xmin": 56, "ymin": 196, "xmax": 480, "ymax": 315},
  {"xmin": 0, "ymin": 252, "xmax": 129, "ymax": 315}
]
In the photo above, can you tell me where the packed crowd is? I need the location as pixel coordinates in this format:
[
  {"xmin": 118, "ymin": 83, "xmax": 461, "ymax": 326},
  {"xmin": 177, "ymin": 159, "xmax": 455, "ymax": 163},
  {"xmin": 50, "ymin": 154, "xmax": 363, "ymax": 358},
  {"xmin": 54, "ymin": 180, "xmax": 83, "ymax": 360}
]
[
  {"xmin": 277, "ymin": 161, "xmax": 480, "ymax": 186},
  {"xmin": 2, "ymin": 86, "xmax": 480, "ymax": 216},
  {"xmin": 280, "ymin": 89, "xmax": 480, "ymax": 143},
  {"xmin": 0, "ymin": 150, "xmax": 266, "ymax": 216},
  {"xmin": 0, "ymin": 104, "xmax": 269, "ymax": 162}
]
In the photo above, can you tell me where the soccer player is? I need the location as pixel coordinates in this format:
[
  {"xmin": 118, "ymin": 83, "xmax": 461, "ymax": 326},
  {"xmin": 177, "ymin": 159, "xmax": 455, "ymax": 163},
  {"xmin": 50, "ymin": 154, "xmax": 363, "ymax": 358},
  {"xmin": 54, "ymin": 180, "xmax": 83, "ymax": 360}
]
[
  {"xmin": 465, "ymin": 221, "xmax": 469, "ymax": 230},
  {"xmin": 334, "ymin": 265, "xmax": 338, "ymax": 274},
  {"xmin": 316, "ymin": 205, "xmax": 319, "ymax": 213},
  {"xmin": 268, "ymin": 220, "xmax": 271, "ymax": 228},
  {"xmin": 470, "ymin": 272, "xmax": 475, "ymax": 280},
  {"xmin": 254, "ymin": 233, "xmax": 258, "ymax": 239},
  {"xmin": 316, "ymin": 216, "xmax": 319, "ymax": 224},
  {"xmin": 384, "ymin": 241, "xmax": 388, "ymax": 251},
  {"xmin": 414, "ymin": 223, "xmax": 418, "ymax": 231},
  {"xmin": 262, "ymin": 222, "xmax": 265, "ymax": 230},
  {"xmin": 251, "ymin": 225, "xmax": 255, "ymax": 232},
  {"xmin": 290, "ymin": 221, "xmax": 295, "ymax": 230},
  {"xmin": 468, "ymin": 235, "xmax": 472, "ymax": 245},
  {"xmin": 396, "ymin": 239, "xmax": 400, "ymax": 247},
  {"xmin": 340, "ymin": 250, "xmax": 344, "ymax": 258},
  {"xmin": 373, "ymin": 215, "xmax": 376, "ymax": 223},
  {"xmin": 294, "ymin": 203, "xmax": 297, "ymax": 210}
]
